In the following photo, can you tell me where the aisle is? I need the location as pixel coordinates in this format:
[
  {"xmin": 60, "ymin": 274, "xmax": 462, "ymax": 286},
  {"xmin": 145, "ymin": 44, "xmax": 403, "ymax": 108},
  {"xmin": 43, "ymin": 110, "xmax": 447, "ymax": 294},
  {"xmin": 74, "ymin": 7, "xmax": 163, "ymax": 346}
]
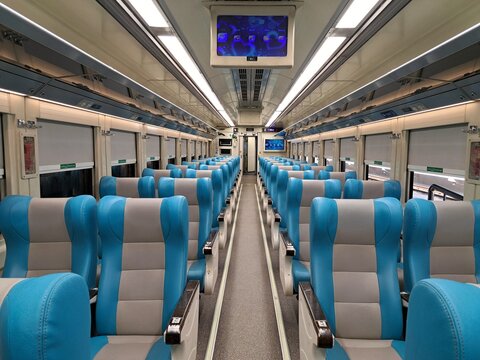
[{"xmin": 213, "ymin": 176, "xmax": 282, "ymax": 359}]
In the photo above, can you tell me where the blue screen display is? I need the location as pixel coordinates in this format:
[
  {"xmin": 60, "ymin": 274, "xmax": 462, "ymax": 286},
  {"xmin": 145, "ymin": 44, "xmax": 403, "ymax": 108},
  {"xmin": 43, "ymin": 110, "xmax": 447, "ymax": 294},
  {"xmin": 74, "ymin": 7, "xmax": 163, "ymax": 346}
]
[
  {"xmin": 265, "ymin": 139, "xmax": 285, "ymax": 151},
  {"xmin": 217, "ymin": 16, "xmax": 288, "ymax": 57}
]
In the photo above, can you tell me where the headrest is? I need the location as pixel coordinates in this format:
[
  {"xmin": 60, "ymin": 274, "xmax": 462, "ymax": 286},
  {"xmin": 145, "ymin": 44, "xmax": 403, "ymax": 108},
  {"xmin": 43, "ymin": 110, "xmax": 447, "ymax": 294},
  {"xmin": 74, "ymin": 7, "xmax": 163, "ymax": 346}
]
[{"xmin": 343, "ymin": 179, "xmax": 401, "ymax": 200}]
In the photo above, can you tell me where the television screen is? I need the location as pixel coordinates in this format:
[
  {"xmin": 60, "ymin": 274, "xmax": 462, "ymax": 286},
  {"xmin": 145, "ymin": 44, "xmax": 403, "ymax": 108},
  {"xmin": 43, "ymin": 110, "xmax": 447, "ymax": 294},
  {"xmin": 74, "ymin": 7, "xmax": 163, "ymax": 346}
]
[
  {"xmin": 219, "ymin": 138, "xmax": 232, "ymax": 146},
  {"xmin": 264, "ymin": 138, "xmax": 285, "ymax": 152},
  {"xmin": 217, "ymin": 16, "xmax": 288, "ymax": 57}
]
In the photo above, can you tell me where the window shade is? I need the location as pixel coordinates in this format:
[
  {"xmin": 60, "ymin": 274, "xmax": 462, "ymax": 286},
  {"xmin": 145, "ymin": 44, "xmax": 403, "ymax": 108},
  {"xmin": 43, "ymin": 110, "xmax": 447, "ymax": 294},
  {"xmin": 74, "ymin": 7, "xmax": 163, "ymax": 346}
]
[
  {"xmin": 167, "ymin": 138, "xmax": 176, "ymax": 159},
  {"xmin": 340, "ymin": 137, "xmax": 356, "ymax": 160},
  {"xmin": 146, "ymin": 135, "xmax": 160, "ymax": 158},
  {"xmin": 365, "ymin": 133, "xmax": 392, "ymax": 164},
  {"xmin": 313, "ymin": 141, "xmax": 319, "ymax": 156},
  {"xmin": 181, "ymin": 139, "xmax": 187, "ymax": 157},
  {"xmin": 111, "ymin": 130, "xmax": 136, "ymax": 162},
  {"xmin": 324, "ymin": 140, "xmax": 334, "ymax": 158}
]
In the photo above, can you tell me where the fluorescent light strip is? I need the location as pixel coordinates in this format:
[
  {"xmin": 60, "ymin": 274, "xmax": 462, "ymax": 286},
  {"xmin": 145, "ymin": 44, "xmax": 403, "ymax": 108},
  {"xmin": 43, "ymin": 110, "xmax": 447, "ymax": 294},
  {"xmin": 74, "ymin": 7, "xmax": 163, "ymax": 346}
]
[
  {"xmin": 127, "ymin": 0, "xmax": 169, "ymax": 27},
  {"xmin": 336, "ymin": 0, "xmax": 380, "ymax": 28},
  {"xmin": 159, "ymin": 35, "xmax": 234, "ymax": 127},
  {"xmin": 266, "ymin": 36, "xmax": 346, "ymax": 127}
]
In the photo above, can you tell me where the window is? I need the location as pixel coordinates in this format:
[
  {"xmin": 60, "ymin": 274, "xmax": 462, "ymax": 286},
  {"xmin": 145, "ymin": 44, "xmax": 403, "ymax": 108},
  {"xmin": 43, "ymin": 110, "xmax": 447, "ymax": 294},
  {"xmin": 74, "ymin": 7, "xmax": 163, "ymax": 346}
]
[
  {"xmin": 340, "ymin": 137, "xmax": 356, "ymax": 172},
  {"xmin": 166, "ymin": 138, "xmax": 176, "ymax": 161},
  {"xmin": 146, "ymin": 135, "xmax": 160, "ymax": 170},
  {"xmin": 364, "ymin": 133, "xmax": 392, "ymax": 180},
  {"xmin": 408, "ymin": 124, "xmax": 467, "ymax": 200},
  {"xmin": 324, "ymin": 140, "xmax": 334, "ymax": 167},
  {"xmin": 324, "ymin": 158, "xmax": 334, "ymax": 166},
  {"xmin": 181, "ymin": 139, "xmax": 187, "ymax": 162},
  {"xmin": 196, "ymin": 141, "xmax": 201, "ymax": 159},
  {"xmin": 111, "ymin": 130, "xmax": 137, "ymax": 177},
  {"xmin": 312, "ymin": 141, "xmax": 319, "ymax": 164},
  {"xmin": 37, "ymin": 120, "xmax": 94, "ymax": 196}
]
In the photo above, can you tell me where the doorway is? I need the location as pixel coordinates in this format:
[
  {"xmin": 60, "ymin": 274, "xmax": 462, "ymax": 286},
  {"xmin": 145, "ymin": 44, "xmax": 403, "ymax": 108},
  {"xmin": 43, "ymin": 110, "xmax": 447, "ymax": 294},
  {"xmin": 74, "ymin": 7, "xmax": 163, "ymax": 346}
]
[{"xmin": 243, "ymin": 135, "xmax": 257, "ymax": 174}]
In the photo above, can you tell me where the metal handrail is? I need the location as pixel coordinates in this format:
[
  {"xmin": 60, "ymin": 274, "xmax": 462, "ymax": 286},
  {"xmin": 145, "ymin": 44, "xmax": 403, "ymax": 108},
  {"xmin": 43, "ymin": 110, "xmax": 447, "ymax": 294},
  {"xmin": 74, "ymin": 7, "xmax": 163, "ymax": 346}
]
[{"xmin": 427, "ymin": 184, "xmax": 463, "ymax": 201}]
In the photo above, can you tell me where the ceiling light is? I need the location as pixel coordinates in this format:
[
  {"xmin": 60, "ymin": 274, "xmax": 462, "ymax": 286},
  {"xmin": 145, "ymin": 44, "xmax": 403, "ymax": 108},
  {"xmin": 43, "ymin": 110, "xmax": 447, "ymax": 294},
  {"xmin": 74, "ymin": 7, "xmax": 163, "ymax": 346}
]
[
  {"xmin": 336, "ymin": 0, "xmax": 380, "ymax": 29},
  {"xmin": 159, "ymin": 35, "xmax": 233, "ymax": 127},
  {"xmin": 266, "ymin": 111, "xmax": 282, "ymax": 127},
  {"xmin": 127, "ymin": 0, "xmax": 169, "ymax": 27}
]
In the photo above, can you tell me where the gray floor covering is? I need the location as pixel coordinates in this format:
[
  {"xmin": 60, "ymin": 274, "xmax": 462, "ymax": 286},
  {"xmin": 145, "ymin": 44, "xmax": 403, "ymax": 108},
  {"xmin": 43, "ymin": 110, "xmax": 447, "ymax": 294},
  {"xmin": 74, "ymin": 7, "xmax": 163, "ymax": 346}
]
[{"xmin": 213, "ymin": 177, "xmax": 283, "ymax": 359}]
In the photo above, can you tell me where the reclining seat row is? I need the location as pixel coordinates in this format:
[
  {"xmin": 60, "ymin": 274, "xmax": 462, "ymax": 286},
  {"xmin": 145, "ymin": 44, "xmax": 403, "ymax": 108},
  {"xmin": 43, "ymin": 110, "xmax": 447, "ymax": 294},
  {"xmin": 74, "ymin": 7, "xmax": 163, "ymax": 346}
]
[{"xmin": 99, "ymin": 176, "xmax": 156, "ymax": 198}]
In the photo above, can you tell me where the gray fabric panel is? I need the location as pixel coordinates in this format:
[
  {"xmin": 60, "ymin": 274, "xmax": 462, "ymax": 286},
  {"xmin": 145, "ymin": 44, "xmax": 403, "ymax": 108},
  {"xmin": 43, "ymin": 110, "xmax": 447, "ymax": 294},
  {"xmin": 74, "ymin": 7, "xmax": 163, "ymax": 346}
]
[
  {"xmin": 433, "ymin": 202, "xmax": 474, "ymax": 246},
  {"xmin": 288, "ymin": 171, "xmax": 305, "ymax": 179},
  {"xmin": 330, "ymin": 173, "xmax": 347, "ymax": 187},
  {"xmin": 278, "ymin": 166, "xmax": 294, "ymax": 170},
  {"xmin": 361, "ymin": 181, "xmax": 385, "ymax": 199},
  {"xmin": 123, "ymin": 199, "xmax": 164, "ymax": 243},
  {"xmin": 177, "ymin": 165, "xmax": 188, "ymax": 177},
  {"xmin": 0, "ymin": 279, "xmax": 24, "ymax": 305},
  {"xmin": 207, "ymin": 165, "xmax": 221, "ymax": 170},
  {"xmin": 334, "ymin": 272, "xmax": 379, "ymax": 303},
  {"xmin": 174, "ymin": 179, "xmax": 198, "ymax": 205},
  {"xmin": 335, "ymin": 200, "xmax": 375, "ymax": 245},
  {"xmin": 29, "ymin": 198, "xmax": 69, "ymax": 243},
  {"xmin": 151, "ymin": 170, "xmax": 171, "ymax": 185},
  {"xmin": 116, "ymin": 178, "xmax": 140, "ymax": 198},
  {"xmin": 301, "ymin": 181, "xmax": 325, "ymax": 206},
  {"xmin": 116, "ymin": 301, "xmax": 163, "ymax": 335},
  {"xmin": 28, "ymin": 242, "xmax": 71, "ymax": 271},
  {"xmin": 188, "ymin": 240, "xmax": 198, "ymax": 260},
  {"xmin": 195, "ymin": 170, "xmax": 212, "ymax": 178},
  {"xmin": 299, "ymin": 207, "xmax": 310, "ymax": 224},
  {"xmin": 431, "ymin": 273, "xmax": 478, "ymax": 282},
  {"xmin": 333, "ymin": 245, "xmax": 377, "ymax": 272},
  {"xmin": 335, "ymin": 303, "xmax": 381, "ymax": 339},
  {"xmin": 119, "ymin": 270, "xmax": 164, "ymax": 301},
  {"xmin": 430, "ymin": 246, "xmax": 475, "ymax": 277},
  {"xmin": 94, "ymin": 337, "xmax": 158, "ymax": 360},
  {"xmin": 310, "ymin": 166, "xmax": 327, "ymax": 178},
  {"xmin": 189, "ymin": 205, "xmax": 199, "ymax": 222},
  {"xmin": 337, "ymin": 339, "xmax": 401, "ymax": 360},
  {"xmin": 299, "ymin": 223, "xmax": 310, "ymax": 262},
  {"xmin": 300, "ymin": 261, "xmax": 310, "ymax": 272},
  {"xmin": 122, "ymin": 243, "xmax": 165, "ymax": 271}
]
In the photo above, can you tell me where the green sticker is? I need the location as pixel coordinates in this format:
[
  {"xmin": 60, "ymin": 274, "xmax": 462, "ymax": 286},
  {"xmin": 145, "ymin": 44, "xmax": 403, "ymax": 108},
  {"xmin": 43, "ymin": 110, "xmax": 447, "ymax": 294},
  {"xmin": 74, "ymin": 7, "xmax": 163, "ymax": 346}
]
[
  {"xmin": 60, "ymin": 163, "xmax": 76, "ymax": 169},
  {"xmin": 149, "ymin": 157, "xmax": 155, "ymax": 160},
  {"xmin": 427, "ymin": 166, "xmax": 443, "ymax": 173},
  {"xmin": 374, "ymin": 160, "xmax": 383, "ymax": 165},
  {"xmin": 118, "ymin": 159, "xmax": 126, "ymax": 164},
  {"xmin": 345, "ymin": 157, "xmax": 350, "ymax": 161}
]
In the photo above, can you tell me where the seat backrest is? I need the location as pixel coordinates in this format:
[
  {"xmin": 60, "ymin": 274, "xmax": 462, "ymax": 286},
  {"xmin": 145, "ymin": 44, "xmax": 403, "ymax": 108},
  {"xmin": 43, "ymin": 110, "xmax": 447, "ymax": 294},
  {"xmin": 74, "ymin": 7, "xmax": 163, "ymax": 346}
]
[
  {"xmin": 286, "ymin": 178, "xmax": 341, "ymax": 262},
  {"xmin": 96, "ymin": 196, "xmax": 188, "ymax": 336},
  {"xmin": 319, "ymin": 170, "xmax": 357, "ymax": 188},
  {"xmin": 307, "ymin": 165, "xmax": 333, "ymax": 178},
  {"xmin": 406, "ymin": 279, "xmax": 480, "ymax": 360},
  {"xmin": 278, "ymin": 165, "xmax": 301, "ymax": 171},
  {"xmin": 186, "ymin": 169, "xmax": 223, "ymax": 228},
  {"xmin": 167, "ymin": 163, "xmax": 191, "ymax": 177},
  {"xmin": 0, "ymin": 195, "xmax": 97, "ymax": 288},
  {"xmin": 99, "ymin": 176, "xmax": 155, "ymax": 198},
  {"xmin": 310, "ymin": 197, "xmax": 403, "ymax": 340},
  {"xmin": 142, "ymin": 168, "xmax": 182, "ymax": 185},
  {"xmin": 277, "ymin": 170, "xmax": 315, "ymax": 228},
  {"xmin": 0, "ymin": 273, "xmax": 90, "ymax": 359},
  {"xmin": 182, "ymin": 161, "xmax": 199, "ymax": 169},
  {"xmin": 403, "ymin": 199, "xmax": 480, "ymax": 292},
  {"xmin": 343, "ymin": 179, "xmax": 401, "ymax": 200},
  {"xmin": 158, "ymin": 178, "xmax": 212, "ymax": 263}
]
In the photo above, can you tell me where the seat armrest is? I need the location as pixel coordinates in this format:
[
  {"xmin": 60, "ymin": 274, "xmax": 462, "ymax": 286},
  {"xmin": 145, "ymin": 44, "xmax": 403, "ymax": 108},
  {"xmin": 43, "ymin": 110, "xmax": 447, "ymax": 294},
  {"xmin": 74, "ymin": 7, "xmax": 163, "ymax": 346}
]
[
  {"xmin": 280, "ymin": 231, "xmax": 295, "ymax": 256},
  {"xmin": 400, "ymin": 291, "xmax": 410, "ymax": 302},
  {"xmin": 218, "ymin": 211, "xmax": 225, "ymax": 222},
  {"xmin": 89, "ymin": 288, "xmax": 98, "ymax": 299},
  {"xmin": 267, "ymin": 196, "xmax": 272, "ymax": 205},
  {"xmin": 226, "ymin": 196, "xmax": 231, "ymax": 205},
  {"xmin": 230, "ymin": 189, "xmax": 234, "ymax": 195},
  {"xmin": 203, "ymin": 230, "xmax": 219, "ymax": 255},
  {"xmin": 165, "ymin": 280, "xmax": 200, "ymax": 345},
  {"xmin": 299, "ymin": 282, "xmax": 334, "ymax": 348},
  {"xmin": 273, "ymin": 208, "xmax": 281, "ymax": 223}
]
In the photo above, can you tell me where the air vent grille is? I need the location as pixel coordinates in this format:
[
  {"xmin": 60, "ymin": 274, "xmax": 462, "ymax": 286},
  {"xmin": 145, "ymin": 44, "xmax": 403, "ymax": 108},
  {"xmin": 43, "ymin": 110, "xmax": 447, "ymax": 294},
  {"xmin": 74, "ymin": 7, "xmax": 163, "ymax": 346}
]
[{"xmin": 232, "ymin": 68, "xmax": 270, "ymax": 109}]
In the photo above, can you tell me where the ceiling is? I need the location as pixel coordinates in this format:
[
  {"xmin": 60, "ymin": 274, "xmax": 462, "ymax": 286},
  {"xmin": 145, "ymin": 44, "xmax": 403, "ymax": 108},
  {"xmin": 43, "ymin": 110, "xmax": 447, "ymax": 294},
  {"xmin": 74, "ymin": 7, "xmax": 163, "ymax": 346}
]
[{"xmin": 1, "ymin": 0, "xmax": 479, "ymax": 134}]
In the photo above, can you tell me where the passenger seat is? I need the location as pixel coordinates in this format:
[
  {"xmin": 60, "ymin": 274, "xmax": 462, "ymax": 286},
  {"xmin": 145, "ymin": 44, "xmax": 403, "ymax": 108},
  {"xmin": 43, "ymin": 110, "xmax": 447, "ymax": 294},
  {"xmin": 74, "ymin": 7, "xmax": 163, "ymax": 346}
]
[{"xmin": 99, "ymin": 176, "xmax": 155, "ymax": 198}]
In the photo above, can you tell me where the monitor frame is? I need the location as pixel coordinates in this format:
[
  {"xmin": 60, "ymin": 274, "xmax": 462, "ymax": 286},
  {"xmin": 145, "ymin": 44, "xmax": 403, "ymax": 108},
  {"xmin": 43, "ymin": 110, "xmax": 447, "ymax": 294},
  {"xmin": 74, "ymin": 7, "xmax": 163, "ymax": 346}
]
[
  {"xmin": 210, "ymin": 5, "xmax": 296, "ymax": 68},
  {"xmin": 264, "ymin": 138, "xmax": 285, "ymax": 152}
]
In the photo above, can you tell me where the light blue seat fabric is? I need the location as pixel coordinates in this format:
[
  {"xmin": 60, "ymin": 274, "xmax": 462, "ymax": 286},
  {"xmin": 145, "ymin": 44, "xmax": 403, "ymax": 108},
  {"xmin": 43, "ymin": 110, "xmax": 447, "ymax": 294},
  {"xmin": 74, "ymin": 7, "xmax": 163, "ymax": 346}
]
[
  {"xmin": 318, "ymin": 171, "xmax": 357, "ymax": 189},
  {"xmin": 99, "ymin": 176, "xmax": 155, "ymax": 198},
  {"xmin": 286, "ymin": 178, "xmax": 341, "ymax": 290},
  {"xmin": 0, "ymin": 273, "xmax": 91, "ymax": 360},
  {"xmin": 305, "ymin": 165, "xmax": 333, "ymax": 178},
  {"xmin": 276, "ymin": 170, "xmax": 315, "ymax": 230},
  {"xmin": 405, "ymin": 279, "xmax": 480, "ymax": 360},
  {"xmin": 182, "ymin": 161, "xmax": 199, "ymax": 169},
  {"xmin": 158, "ymin": 178, "xmax": 212, "ymax": 290},
  {"xmin": 142, "ymin": 168, "xmax": 182, "ymax": 193},
  {"xmin": 91, "ymin": 195, "xmax": 189, "ymax": 359},
  {"xmin": 403, "ymin": 199, "xmax": 480, "ymax": 292},
  {"xmin": 343, "ymin": 179, "xmax": 401, "ymax": 200},
  {"xmin": 310, "ymin": 198, "xmax": 404, "ymax": 359},
  {"xmin": 166, "ymin": 163, "xmax": 192, "ymax": 177},
  {"xmin": 0, "ymin": 195, "xmax": 97, "ymax": 289}
]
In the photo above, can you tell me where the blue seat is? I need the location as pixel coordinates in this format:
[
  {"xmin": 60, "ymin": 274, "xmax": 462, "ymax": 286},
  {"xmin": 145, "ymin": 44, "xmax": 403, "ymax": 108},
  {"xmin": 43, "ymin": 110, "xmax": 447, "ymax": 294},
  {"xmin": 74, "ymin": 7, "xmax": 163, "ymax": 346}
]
[
  {"xmin": 142, "ymin": 168, "xmax": 182, "ymax": 187},
  {"xmin": 305, "ymin": 165, "xmax": 333, "ymax": 178},
  {"xmin": 0, "ymin": 195, "xmax": 97, "ymax": 289},
  {"xmin": 91, "ymin": 195, "xmax": 199, "ymax": 359},
  {"xmin": 158, "ymin": 177, "xmax": 218, "ymax": 294},
  {"xmin": 343, "ymin": 179, "xmax": 401, "ymax": 199},
  {"xmin": 318, "ymin": 170, "xmax": 357, "ymax": 189},
  {"xmin": 405, "ymin": 278, "xmax": 480, "ymax": 360},
  {"xmin": 99, "ymin": 176, "xmax": 155, "ymax": 198},
  {"xmin": 403, "ymin": 199, "xmax": 480, "ymax": 292},
  {"xmin": 299, "ymin": 197, "xmax": 404, "ymax": 359},
  {"xmin": 280, "ymin": 178, "xmax": 341, "ymax": 295},
  {"xmin": 166, "ymin": 163, "xmax": 193, "ymax": 177},
  {"xmin": 0, "ymin": 273, "xmax": 90, "ymax": 359}
]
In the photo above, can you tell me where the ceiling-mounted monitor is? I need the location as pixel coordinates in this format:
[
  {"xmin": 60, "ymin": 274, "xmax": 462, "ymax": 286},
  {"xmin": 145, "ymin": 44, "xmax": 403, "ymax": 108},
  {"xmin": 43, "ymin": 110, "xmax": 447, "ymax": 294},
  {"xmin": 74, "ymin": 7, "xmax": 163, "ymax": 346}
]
[{"xmin": 210, "ymin": 5, "xmax": 295, "ymax": 68}]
